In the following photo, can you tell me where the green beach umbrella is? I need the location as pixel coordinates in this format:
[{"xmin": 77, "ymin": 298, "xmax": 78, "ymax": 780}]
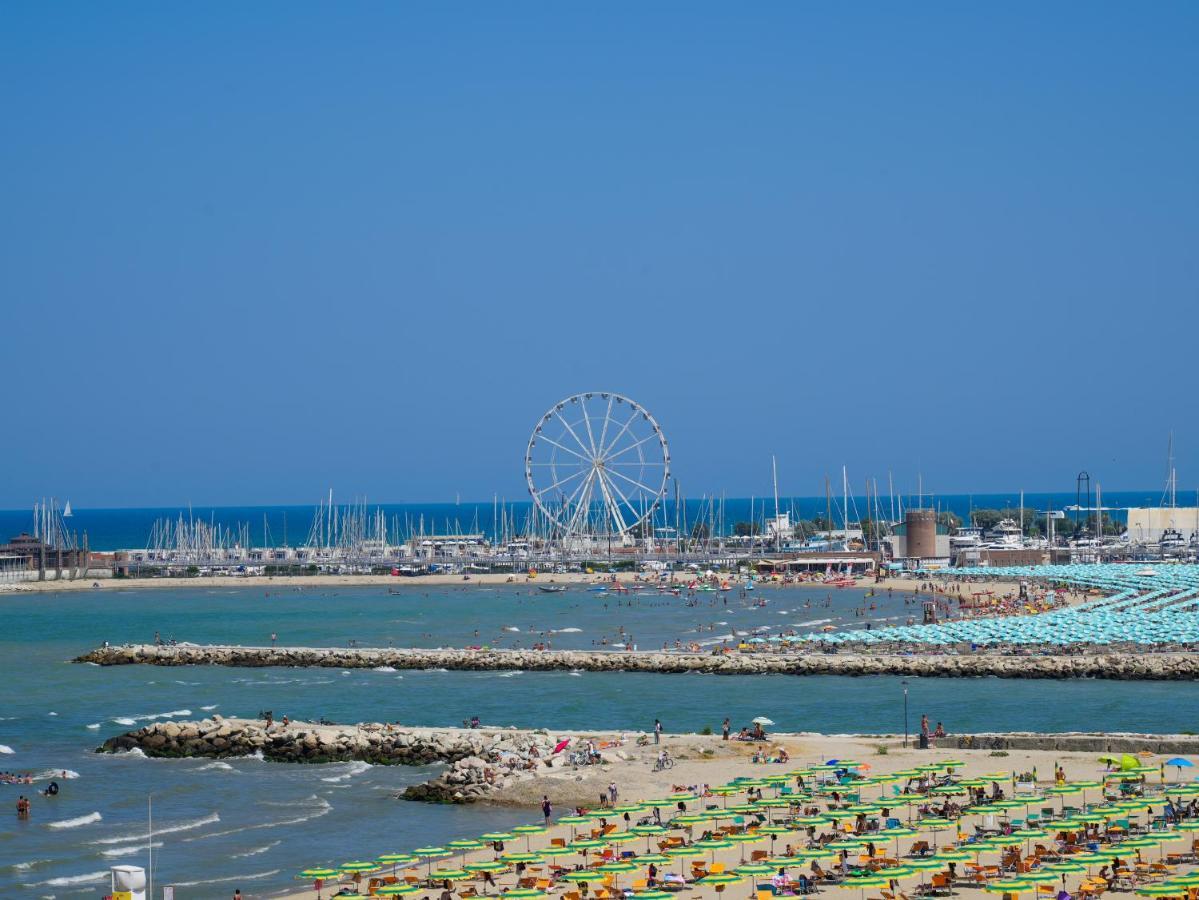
[
  {"xmin": 1136, "ymin": 886, "xmax": 1190, "ymax": 897},
  {"xmin": 596, "ymin": 862, "xmax": 638, "ymax": 872},
  {"xmin": 503, "ymin": 890, "xmax": 547, "ymax": 899},
  {"xmin": 340, "ymin": 861, "xmax": 380, "ymax": 874},
  {"xmin": 466, "ymin": 861, "xmax": 508, "ymax": 873},
  {"xmin": 698, "ymin": 873, "xmax": 747, "ymax": 887},
  {"xmin": 735, "ymin": 864, "xmax": 775, "ymax": 876},
  {"xmin": 633, "ymin": 892, "xmax": 675, "ymax": 900},
  {"xmin": 560, "ymin": 871, "xmax": 607, "ymax": 883},
  {"xmin": 299, "ymin": 868, "xmax": 339, "ymax": 879},
  {"xmin": 377, "ymin": 886, "xmax": 421, "ymax": 896},
  {"xmin": 481, "ymin": 832, "xmax": 517, "ymax": 841},
  {"xmin": 568, "ymin": 839, "xmax": 605, "ymax": 851},
  {"xmin": 499, "ymin": 853, "xmax": 540, "ymax": 864},
  {"xmin": 984, "ymin": 879, "xmax": 1037, "ymax": 894},
  {"xmin": 430, "ymin": 869, "xmax": 472, "ymax": 881}
]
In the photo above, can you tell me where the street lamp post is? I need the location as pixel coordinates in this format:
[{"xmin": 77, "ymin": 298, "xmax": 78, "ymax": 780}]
[{"xmin": 903, "ymin": 679, "xmax": 909, "ymax": 747}]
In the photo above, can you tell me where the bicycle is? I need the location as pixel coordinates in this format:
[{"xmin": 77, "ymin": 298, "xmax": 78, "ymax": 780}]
[{"xmin": 653, "ymin": 755, "xmax": 675, "ymax": 771}]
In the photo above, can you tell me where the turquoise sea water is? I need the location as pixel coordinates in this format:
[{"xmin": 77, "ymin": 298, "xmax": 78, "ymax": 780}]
[{"xmin": 2, "ymin": 582, "xmax": 1196, "ymax": 896}]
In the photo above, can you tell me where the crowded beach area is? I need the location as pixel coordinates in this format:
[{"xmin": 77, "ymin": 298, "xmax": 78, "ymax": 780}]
[{"xmin": 274, "ymin": 730, "xmax": 1199, "ymax": 900}]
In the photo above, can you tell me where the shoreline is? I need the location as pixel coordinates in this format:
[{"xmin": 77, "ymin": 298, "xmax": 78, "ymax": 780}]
[
  {"xmin": 102, "ymin": 717, "xmax": 1199, "ymax": 807},
  {"xmin": 0, "ymin": 570, "xmax": 1025, "ymax": 600},
  {"xmin": 76, "ymin": 642, "xmax": 1199, "ymax": 679}
]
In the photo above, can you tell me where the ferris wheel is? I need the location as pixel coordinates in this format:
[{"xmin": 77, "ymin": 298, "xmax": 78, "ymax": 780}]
[{"xmin": 525, "ymin": 393, "xmax": 670, "ymax": 537}]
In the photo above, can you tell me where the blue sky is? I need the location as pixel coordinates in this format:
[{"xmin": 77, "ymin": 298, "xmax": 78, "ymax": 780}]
[{"xmin": 2, "ymin": 3, "xmax": 1197, "ymax": 507}]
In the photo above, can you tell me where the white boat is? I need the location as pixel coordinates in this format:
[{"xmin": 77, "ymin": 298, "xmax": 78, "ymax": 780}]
[{"xmin": 984, "ymin": 519, "xmax": 1023, "ymax": 549}]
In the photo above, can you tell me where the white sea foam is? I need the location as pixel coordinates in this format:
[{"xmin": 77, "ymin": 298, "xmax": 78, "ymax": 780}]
[
  {"xmin": 171, "ymin": 868, "xmax": 280, "ymax": 887},
  {"xmin": 791, "ymin": 618, "xmax": 833, "ymax": 628},
  {"xmin": 47, "ymin": 711, "xmax": 58, "ymax": 716},
  {"xmin": 201, "ymin": 704, "xmax": 219, "ymax": 711},
  {"xmin": 47, "ymin": 811, "xmax": 102, "ymax": 829},
  {"xmin": 85, "ymin": 723, "xmax": 101, "ymax": 729},
  {"xmin": 184, "ymin": 798, "xmax": 331, "ymax": 840},
  {"xmin": 0, "ymin": 744, "xmax": 14, "ymax": 754},
  {"xmin": 503, "ymin": 626, "xmax": 521, "ymax": 632},
  {"xmin": 555, "ymin": 627, "xmax": 583, "ymax": 633},
  {"xmin": 497, "ymin": 670, "xmax": 523, "ymax": 678},
  {"xmin": 197, "ymin": 761, "xmax": 234, "ymax": 772},
  {"xmin": 92, "ymin": 812, "xmax": 220, "ymax": 844},
  {"xmin": 320, "ymin": 761, "xmax": 371, "ymax": 782},
  {"xmin": 112, "ymin": 717, "xmax": 137, "ymax": 726},
  {"xmin": 101, "ymin": 841, "xmax": 163, "ymax": 858},
  {"xmin": 373, "ymin": 666, "xmax": 397, "ymax": 672},
  {"xmin": 232, "ymin": 839, "xmax": 281, "ymax": 858},
  {"xmin": 25, "ymin": 869, "xmax": 109, "ymax": 888}
]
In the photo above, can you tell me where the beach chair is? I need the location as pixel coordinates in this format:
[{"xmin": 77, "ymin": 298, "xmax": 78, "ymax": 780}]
[
  {"xmin": 752, "ymin": 850, "xmax": 770, "ymax": 861},
  {"xmin": 928, "ymin": 874, "xmax": 952, "ymax": 896},
  {"xmin": 909, "ymin": 841, "xmax": 931, "ymax": 858}
]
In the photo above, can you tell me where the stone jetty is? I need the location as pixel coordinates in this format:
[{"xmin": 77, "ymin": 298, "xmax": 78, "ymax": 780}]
[
  {"xmin": 76, "ymin": 643, "xmax": 1199, "ymax": 680},
  {"xmin": 99, "ymin": 716, "xmax": 597, "ymax": 803}
]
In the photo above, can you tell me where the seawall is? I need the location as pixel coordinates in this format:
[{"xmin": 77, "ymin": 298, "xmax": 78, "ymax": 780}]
[{"xmin": 75, "ymin": 643, "xmax": 1199, "ymax": 680}]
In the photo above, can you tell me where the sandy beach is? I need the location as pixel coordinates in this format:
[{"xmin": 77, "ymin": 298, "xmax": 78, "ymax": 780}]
[
  {"xmin": 0, "ymin": 570, "xmax": 1026, "ymax": 603},
  {"xmin": 269, "ymin": 729, "xmax": 1194, "ymax": 900}
]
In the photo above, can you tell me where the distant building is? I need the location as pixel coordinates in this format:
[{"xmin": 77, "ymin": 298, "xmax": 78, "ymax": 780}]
[
  {"xmin": 1125, "ymin": 507, "xmax": 1199, "ymax": 544},
  {"xmin": 883, "ymin": 509, "xmax": 951, "ymax": 569}
]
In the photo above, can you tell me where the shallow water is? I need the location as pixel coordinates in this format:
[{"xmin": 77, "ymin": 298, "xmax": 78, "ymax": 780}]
[{"xmin": 1, "ymin": 582, "xmax": 1192, "ymax": 896}]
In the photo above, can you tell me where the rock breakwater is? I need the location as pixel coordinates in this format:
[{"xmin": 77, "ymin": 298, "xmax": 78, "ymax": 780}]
[
  {"xmin": 99, "ymin": 717, "xmax": 590, "ymax": 803},
  {"xmin": 76, "ymin": 644, "xmax": 1199, "ymax": 680}
]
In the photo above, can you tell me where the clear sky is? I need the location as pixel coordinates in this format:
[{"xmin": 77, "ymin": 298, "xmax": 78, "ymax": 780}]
[{"xmin": 3, "ymin": 2, "xmax": 1197, "ymax": 508}]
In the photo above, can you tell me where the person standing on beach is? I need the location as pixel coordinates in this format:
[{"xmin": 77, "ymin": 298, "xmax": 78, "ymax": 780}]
[
  {"xmin": 608, "ymin": 781, "xmax": 618, "ymax": 804},
  {"xmin": 542, "ymin": 795, "xmax": 552, "ymax": 825},
  {"xmin": 654, "ymin": 719, "xmax": 662, "ymax": 744},
  {"xmin": 722, "ymin": 718, "xmax": 730, "ymax": 740}
]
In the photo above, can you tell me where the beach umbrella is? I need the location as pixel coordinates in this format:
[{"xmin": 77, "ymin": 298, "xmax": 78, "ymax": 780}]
[
  {"xmin": 499, "ymin": 853, "xmax": 540, "ymax": 864},
  {"xmin": 448, "ymin": 839, "xmax": 485, "ymax": 860},
  {"xmin": 596, "ymin": 861, "xmax": 638, "ymax": 886},
  {"xmin": 835, "ymin": 875, "xmax": 892, "ymax": 900},
  {"xmin": 1165, "ymin": 758, "xmax": 1194, "ymax": 782},
  {"xmin": 466, "ymin": 861, "xmax": 508, "ymax": 873},
  {"xmin": 735, "ymin": 864, "xmax": 775, "ymax": 876},
  {"xmin": 633, "ymin": 892, "xmax": 674, "ymax": 900},
  {"xmin": 631, "ymin": 823, "xmax": 667, "ymax": 850},
  {"xmin": 693, "ymin": 838, "xmax": 735, "ymax": 860},
  {"xmin": 560, "ymin": 871, "xmax": 606, "ymax": 883},
  {"xmin": 377, "ymin": 854, "xmax": 418, "ymax": 875},
  {"xmin": 340, "ymin": 861, "xmax": 380, "ymax": 873},
  {"xmin": 752, "ymin": 717, "xmax": 775, "ymax": 725},
  {"xmin": 481, "ymin": 831, "xmax": 517, "ymax": 844},
  {"xmin": 666, "ymin": 845, "xmax": 705, "ymax": 875},
  {"xmin": 512, "ymin": 824, "xmax": 547, "ymax": 850},
  {"xmin": 1136, "ymin": 886, "xmax": 1189, "ymax": 897},
  {"xmin": 299, "ymin": 866, "xmax": 340, "ymax": 898},
  {"xmin": 503, "ymin": 890, "xmax": 547, "ymax": 900},
  {"xmin": 698, "ymin": 872, "xmax": 747, "ymax": 894},
  {"xmin": 605, "ymin": 831, "xmax": 641, "ymax": 845},
  {"xmin": 984, "ymin": 879, "xmax": 1037, "ymax": 895},
  {"xmin": 376, "ymin": 886, "xmax": 421, "ymax": 896},
  {"xmin": 430, "ymin": 869, "xmax": 472, "ymax": 882},
  {"xmin": 934, "ymin": 849, "xmax": 972, "ymax": 863}
]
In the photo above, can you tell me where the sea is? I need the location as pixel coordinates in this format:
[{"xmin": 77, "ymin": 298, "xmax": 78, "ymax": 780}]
[
  {"xmin": 2, "ymin": 580, "xmax": 1197, "ymax": 896},
  {"xmin": 0, "ymin": 492, "xmax": 1182, "ymax": 552}
]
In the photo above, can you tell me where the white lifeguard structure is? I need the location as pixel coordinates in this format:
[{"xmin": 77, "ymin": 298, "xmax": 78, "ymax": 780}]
[{"xmin": 110, "ymin": 865, "xmax": 147, "ymax": 900}]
